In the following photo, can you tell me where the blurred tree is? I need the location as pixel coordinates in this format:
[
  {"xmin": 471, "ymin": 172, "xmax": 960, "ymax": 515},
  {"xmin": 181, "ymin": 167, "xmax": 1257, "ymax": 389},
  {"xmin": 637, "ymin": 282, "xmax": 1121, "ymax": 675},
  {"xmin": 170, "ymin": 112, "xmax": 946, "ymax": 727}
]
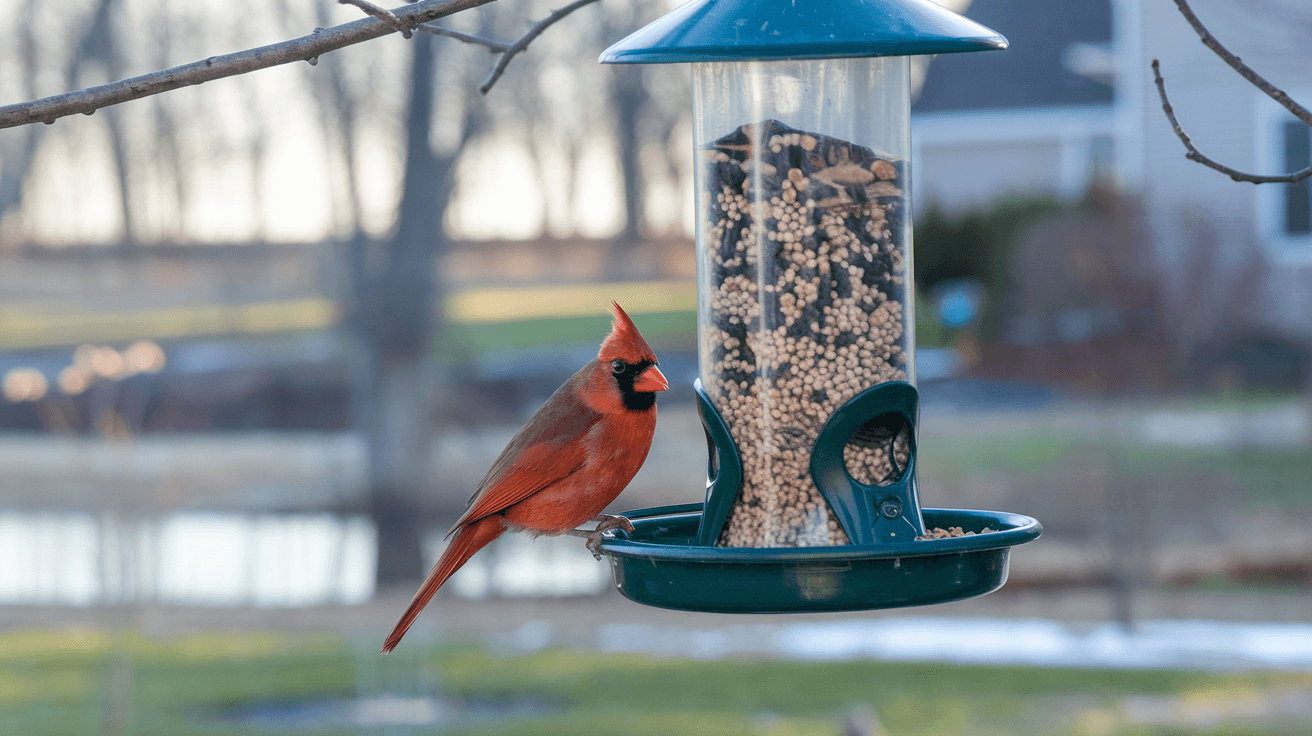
[
  {"xmin": 352, "ymin": 16, "xmax": 495, "ymax": 583},
  {"xmin": 601, "ymin": 4, "xmax": 689, "ymax": 274},
  {"xmin": 362, "ymin": 33, "xmax": 447, "ymax": 585},
  {"xmin": 72, "ymin": 0, "xmax": 139, "ymax": 250},
  {"xmin": 612, "ymin": 61, "xmax": 645, "ymax": 253},
  {"xmin": 990, "ymin": 188, "xmax": 1173, "ymax": 391},
  {"xmin": 0, "ymin": 0, "xmax": 41, "ymax": 225}
]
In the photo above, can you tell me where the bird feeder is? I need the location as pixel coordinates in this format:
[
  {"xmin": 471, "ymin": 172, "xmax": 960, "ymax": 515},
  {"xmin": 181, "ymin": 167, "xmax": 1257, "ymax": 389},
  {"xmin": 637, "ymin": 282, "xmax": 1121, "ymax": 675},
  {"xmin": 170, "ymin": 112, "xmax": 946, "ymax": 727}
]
[{"xmin": 596, "ymin": 0, "xmax": 1041, "ymax": 612}]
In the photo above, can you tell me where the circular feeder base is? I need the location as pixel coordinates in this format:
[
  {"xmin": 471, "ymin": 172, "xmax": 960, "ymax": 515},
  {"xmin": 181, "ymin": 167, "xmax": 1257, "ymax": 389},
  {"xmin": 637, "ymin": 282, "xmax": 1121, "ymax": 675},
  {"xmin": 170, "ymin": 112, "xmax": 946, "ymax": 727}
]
[{"xmin": 598, "ymin": 504, "xmax": 1041, "ymax": 613}]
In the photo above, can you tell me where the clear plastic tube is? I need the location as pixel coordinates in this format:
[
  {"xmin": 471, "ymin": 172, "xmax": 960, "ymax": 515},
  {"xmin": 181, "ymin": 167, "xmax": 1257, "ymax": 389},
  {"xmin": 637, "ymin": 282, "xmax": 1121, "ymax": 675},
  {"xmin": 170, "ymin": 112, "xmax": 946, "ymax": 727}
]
[{"xmin": 694, "ymin": 58, "xmax": 916, "ymax": 547}]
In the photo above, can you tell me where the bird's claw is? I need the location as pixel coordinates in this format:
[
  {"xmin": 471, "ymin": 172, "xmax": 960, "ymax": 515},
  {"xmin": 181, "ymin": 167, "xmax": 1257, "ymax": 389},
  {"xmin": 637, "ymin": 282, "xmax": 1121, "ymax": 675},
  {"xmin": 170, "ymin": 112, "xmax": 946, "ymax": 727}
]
[
  {"xmin": 573, "ymin": 515, "xmax": 633, "ymax": 559},
  {"xmin": 594, "ymin": 514, "xmax": 634, "ymax": 535},
  {"xmin": 586, "ymin": 533, "xmax": 605, "ymax": 560}
]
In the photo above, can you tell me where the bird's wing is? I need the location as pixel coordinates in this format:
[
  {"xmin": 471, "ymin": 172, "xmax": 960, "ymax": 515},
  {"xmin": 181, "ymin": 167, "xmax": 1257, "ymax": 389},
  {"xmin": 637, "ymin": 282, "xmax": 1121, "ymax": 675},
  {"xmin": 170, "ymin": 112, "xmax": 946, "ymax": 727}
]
[{"xmin": 447, "ymin": 371, "xmax": 602, "ymax": 536}]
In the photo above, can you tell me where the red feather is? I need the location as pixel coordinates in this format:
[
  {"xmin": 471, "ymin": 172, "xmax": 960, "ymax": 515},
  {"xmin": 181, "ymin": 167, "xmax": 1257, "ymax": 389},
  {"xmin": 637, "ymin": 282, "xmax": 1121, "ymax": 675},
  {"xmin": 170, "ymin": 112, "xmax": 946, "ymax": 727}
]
[
  {"xmin": 381, "ymin": 515, "xmax": 502, "ymax": 653},
  {"xmin": 381, "ymin": 302, "xmax": 667, "ymax": 652},
  {"xmin": 599, "ymin": 301, "xmax": 658, "ymax": 364},
  {"xmin": 445, "ymin": 379, "xmax": 599, "ymax": 536}
]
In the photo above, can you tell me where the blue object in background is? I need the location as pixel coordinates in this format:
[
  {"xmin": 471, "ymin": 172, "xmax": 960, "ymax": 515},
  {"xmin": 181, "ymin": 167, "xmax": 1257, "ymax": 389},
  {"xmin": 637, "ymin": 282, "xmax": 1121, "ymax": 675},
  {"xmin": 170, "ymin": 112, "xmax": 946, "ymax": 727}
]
[{"xmin": 932, "ymin": 279, "xmax": 985, "ymax": 329}]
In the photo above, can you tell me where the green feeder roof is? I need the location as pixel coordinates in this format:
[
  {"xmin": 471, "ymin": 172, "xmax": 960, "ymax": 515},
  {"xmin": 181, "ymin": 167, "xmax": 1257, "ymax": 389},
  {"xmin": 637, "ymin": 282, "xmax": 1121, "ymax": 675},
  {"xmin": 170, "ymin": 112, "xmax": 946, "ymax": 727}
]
[{"xmin": 600, "ymin": 0, "xmax": 1008, "ymax": 64}]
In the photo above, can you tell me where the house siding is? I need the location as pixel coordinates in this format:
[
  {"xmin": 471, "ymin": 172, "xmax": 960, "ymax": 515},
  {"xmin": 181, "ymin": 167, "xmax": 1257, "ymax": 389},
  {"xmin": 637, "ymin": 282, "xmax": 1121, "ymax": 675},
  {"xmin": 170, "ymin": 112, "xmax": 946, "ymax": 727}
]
[
  {"xmin": 911, "ymin": 106, "xmax": 1114, "ymax": 216},
  {"xmin": 1129, "ymin": 0, "xmax": 1312, "ymax": 339}
]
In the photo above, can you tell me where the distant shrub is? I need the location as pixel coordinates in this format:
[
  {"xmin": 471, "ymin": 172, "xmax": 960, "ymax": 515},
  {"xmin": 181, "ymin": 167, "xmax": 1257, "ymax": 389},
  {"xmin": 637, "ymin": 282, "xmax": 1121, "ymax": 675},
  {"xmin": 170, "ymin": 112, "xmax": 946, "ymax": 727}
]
[{"xmin": 913, "ymin": 197, "xmax": 1066, "ymax": 343}]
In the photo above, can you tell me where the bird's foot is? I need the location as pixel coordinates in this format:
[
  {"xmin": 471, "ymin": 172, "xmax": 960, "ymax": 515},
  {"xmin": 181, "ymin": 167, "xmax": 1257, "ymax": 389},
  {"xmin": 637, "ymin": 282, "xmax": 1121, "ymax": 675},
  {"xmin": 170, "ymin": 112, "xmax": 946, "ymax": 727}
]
[
  {"xmin": 591, "ymin": 514, "xmax": 635, "ymax": 535},
  {"xmin": 566, "ymin": 515, "xmax": 633, "ymax": 560},
  {"xmin": 585, "ymin": 532, "xmax": 605, "ymax": 560},
  {"xmin": 565, "ymin": 529, "xmax": 608, "ymax": 560}
]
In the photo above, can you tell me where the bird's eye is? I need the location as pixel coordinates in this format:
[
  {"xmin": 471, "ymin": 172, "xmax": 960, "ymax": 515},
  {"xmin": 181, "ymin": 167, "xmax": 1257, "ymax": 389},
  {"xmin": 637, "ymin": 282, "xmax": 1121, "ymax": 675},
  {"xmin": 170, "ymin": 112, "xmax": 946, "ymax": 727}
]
[{"xmin": 611, "ymin": 359, "xmax": 627, "ymax": 374}]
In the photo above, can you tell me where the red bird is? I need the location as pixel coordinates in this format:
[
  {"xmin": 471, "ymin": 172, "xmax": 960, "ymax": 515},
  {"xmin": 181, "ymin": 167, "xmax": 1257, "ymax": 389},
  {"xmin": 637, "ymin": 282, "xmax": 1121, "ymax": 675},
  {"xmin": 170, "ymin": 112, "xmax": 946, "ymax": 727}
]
[{"xmin": 382, "ymin": 302, "xmax": 669, "ymax": 652}]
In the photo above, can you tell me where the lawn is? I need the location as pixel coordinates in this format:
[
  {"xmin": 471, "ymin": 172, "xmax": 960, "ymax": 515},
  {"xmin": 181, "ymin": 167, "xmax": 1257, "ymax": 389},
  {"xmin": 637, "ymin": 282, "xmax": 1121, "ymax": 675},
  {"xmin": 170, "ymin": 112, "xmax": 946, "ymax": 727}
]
[
  {"xmin": 3, "ymin": 627, "xmax": 1311, "ymax": 735},
  {"xmin": 446, "ymin": 309, "xmax": 697, "ymax": 357},
  {"xmin": 917, "ymin": 424, "xmax": 1312, "ymax": 511},
  {"xmin": 441, "ymin": 290, "xmax": 948, "ymax": 356}
]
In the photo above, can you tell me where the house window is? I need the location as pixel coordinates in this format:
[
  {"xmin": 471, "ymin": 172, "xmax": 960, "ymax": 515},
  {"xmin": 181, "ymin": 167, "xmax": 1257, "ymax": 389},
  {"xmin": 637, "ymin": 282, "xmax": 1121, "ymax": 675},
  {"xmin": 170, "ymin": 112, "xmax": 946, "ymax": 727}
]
[
  {"xmin": 1284, "ymin": 121, "xmax": 1311, "ymax": 236},
  {"xmin": 1257, "ymin": 98, "xmax": 1312, "ymax": 257}
]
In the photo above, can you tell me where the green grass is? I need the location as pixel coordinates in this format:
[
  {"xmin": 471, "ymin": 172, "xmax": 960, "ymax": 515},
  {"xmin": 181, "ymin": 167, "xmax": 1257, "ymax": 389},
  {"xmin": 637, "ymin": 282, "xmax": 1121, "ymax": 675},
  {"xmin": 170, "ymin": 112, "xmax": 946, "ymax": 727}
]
[
  {"xmin": 0, "ymin": 629, "xmax": 356, "ymax": 736},
  {"xmin": 918, "ymin": 432, "xmax": 1087, "ymax": 479},
  {"xmin": 4, "ymin": 627, "xmax": 1312, "ymax": 735},
  {"xmin": 1156, "ymin": 448, "xmax": 1312, "ymax": 509},
  {"xmin": 918, "ymin": 429, "xmax": 1312, "ymax": 509},
  {"xmin": 442, "ymin": 310, "xmax": 697, "ymax": 360}
]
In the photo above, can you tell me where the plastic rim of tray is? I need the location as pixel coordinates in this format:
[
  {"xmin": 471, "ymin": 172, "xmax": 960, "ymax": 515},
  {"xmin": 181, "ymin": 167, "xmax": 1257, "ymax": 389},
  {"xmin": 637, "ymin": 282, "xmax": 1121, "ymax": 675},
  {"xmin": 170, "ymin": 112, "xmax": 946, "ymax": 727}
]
[{"xmin": 596, "ymin": 503, "xmax": 1042, "ymax": 613}]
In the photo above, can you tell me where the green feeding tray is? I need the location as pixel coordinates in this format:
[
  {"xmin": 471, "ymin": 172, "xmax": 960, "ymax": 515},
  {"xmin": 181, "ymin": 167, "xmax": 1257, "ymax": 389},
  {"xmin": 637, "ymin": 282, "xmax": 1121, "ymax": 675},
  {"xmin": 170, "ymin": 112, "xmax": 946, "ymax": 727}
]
[
  {"xmin": 598, "ymin": 504, "xmax": 1041, "ymax": 613},
  {"xmin": 596, "ymin": 380, "xmax": 1042, "ymax": 613}
]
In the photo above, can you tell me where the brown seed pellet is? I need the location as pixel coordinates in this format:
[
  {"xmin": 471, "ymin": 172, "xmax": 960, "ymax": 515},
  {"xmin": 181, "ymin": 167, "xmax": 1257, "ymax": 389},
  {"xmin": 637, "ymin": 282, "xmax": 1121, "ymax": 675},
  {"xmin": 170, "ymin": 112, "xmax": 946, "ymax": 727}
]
[
  {"xmin": 843, "ymin": 421, "xmax": 911, "ymax": 487},
  {"xmin": 700, "ymin": 120, "xmax": 912, "ymax": 548},
  {"xmin": 915, "ymin": 527, "xmax": 996, "ymax": 541}
]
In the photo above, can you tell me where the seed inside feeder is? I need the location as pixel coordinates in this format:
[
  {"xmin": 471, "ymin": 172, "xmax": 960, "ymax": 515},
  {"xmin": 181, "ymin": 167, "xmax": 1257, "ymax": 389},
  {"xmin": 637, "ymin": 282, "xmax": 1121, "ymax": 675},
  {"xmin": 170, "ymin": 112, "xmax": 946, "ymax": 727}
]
[{"xmin": 699, "ymin": 120, "xmax": 912, "ymax": 548}]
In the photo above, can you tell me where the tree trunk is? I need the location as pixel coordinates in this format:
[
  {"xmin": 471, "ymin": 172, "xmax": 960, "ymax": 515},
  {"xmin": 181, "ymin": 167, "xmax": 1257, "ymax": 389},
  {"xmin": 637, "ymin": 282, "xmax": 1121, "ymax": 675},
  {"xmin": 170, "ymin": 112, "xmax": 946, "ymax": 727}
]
[
  {"xmin": 365, "ymin": 34, "xmax": 448, "ymax": 587},
  {"xmin": 609, "ymin": 65, "xmax": 645, "ymax": 275},
  {"xmin": 368, "ymin": 355, "xmax": 435, "ymax": 586},
  {"xmin": 0, "ymin": 0, "xmax": 42, "ymax": 222},
  {"xmin": 81, "ymin": 0, "xmax": 138, "ymax": 251}
]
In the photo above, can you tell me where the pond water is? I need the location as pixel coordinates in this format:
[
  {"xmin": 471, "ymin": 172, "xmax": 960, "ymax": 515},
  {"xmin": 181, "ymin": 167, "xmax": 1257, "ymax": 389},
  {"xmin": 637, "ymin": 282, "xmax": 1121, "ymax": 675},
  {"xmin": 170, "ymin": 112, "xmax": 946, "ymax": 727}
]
[
  {"xmin": 0, "ymin": 511, "xmax": 609, "ymax": 606},
  {"xmin": 597, "ymin": 618, "xmax": 1312, "ymax": 671}
]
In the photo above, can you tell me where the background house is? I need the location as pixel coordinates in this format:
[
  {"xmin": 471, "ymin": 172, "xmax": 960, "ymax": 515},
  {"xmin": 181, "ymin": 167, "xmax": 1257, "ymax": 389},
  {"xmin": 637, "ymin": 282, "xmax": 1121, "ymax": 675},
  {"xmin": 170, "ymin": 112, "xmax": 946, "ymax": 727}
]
[
  {"xmin": 913, "ymin": 0, "xmax": 1312, "ymax": 381},
  {"xmin": 1123, "ymin": 0, "xmax": 1312, "ymax": 344},
  {"xmin": 911, "ymin": 0, "xmax": 1114, "ymax": 217}
]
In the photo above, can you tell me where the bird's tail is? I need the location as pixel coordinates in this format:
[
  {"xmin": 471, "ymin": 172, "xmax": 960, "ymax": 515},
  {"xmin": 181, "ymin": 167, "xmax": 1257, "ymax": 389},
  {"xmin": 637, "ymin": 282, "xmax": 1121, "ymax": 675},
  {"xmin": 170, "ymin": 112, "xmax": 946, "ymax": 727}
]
[{"xmin": 381, "ymin": 515, "xmax": 503, "ymax": 653}]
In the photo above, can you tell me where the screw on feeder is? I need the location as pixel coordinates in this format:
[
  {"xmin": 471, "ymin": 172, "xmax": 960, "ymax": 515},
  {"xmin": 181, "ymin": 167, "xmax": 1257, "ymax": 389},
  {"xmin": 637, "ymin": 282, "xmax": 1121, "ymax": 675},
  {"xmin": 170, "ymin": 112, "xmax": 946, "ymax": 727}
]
[
  {"xmin": 592, "ymin": 0, "xmax": 1042, "ymax": 614},
  {"xmin": 880, "ymin": 498, "xmax": 902, "ymax": 520}
]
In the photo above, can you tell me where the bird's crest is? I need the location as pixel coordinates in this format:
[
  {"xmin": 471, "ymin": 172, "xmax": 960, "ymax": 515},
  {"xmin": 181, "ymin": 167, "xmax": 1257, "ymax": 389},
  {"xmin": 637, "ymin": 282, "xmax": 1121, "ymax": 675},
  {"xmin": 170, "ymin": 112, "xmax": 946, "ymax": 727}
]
[{"xmin": 599, "ymin": 301, "xmax": 657, "ymax": 363}]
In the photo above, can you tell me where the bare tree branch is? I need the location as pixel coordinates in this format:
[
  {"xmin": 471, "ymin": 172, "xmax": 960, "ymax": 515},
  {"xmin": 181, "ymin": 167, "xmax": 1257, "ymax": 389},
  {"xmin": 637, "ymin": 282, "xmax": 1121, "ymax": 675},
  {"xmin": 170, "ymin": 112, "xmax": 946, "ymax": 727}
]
[
  {"xmin": 0, "ymin": 0, "xmax": 496, "ymax": 130},
  {"xmin": 1154, "ymin": 0, "xmax": 1312, "ymax": 184},
  {"xmin": 1171, "ymin": 0, "xmax": 1312, "ymax": 127},
  {"xmin": 339, "ymin": 0, "xmax": 415, "ymax": 39},
  {"xmin": 415, "ymin": 23, "xmax": 511, "ymax": 52},
  {"xmin": 479, "ymin": 0, "xmax": 602, "ymax": 94},
  {"xmin": 1152, "ymin": 60, "xmax": 1312, "ymax": 185}
]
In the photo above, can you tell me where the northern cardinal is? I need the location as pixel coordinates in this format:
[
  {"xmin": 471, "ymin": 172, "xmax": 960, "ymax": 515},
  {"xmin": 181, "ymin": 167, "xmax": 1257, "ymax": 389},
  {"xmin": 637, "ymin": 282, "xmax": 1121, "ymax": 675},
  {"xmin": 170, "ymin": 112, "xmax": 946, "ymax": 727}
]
[{"xmin": 382, "ymin": 302, "xmax": 669, "ymax": 652}]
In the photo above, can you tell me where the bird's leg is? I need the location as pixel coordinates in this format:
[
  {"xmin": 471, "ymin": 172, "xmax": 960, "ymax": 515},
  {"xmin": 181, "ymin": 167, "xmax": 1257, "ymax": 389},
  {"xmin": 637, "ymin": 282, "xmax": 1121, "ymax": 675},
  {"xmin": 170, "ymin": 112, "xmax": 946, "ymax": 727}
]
[
  {"xmin": 565, "ymin": 515, "xmax": 634, "ymax": 560},
  {"xmin": 564, "ymin": 528, "xmax": 607, "ymax": 559}
]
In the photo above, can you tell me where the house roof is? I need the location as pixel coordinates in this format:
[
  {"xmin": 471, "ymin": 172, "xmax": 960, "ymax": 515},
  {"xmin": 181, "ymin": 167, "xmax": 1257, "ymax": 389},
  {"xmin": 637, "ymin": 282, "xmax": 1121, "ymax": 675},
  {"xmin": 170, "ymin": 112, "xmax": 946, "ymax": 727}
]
[{"xmin": 913, "ymin": 0, "xmax": 1113, "ymax": 113}]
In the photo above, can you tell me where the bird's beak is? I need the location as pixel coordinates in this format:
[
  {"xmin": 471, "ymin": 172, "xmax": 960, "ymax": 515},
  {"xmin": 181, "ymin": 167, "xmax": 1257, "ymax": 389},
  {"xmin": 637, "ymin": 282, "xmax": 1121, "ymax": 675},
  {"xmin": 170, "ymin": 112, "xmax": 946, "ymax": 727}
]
[{"xmin": 633, "ymin": 364, "xmax": 669, "ymax": 393}]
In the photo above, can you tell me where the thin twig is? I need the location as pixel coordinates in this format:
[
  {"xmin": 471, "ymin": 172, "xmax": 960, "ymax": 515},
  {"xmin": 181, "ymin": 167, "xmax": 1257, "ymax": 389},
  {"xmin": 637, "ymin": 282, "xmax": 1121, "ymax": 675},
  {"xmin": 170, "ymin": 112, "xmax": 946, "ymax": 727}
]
[
  {"xmin": 415, "ymin": 23, "xmax": 511, "ymax": 52},
  {"xmin": 1152, "ymin": 60, "xmax": 1312, "ymax": 184},
  {"xmin": 339, "ymin": 0, "xmax": 414, "ymax": 39},
  {"xmin": 1171, "ymin": 0, "xmax": 1312, "ymax": 127},
  {"xmin": 479, "ymin": 0, "xmax": 601, "ymax": 94},
  {"xmin": 0, "ymin": 0, "xmax": 497, "ymax": 130}
]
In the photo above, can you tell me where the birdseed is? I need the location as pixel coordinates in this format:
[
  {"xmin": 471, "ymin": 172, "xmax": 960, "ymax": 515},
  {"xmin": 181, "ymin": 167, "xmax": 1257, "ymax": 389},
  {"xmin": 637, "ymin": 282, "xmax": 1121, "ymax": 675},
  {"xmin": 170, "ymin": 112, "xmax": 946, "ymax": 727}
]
[
  {"xmin": 699, "ymin": 120, "xmax": 912, "ymax": 548},
  {"xmin": 916, "ymin": 527, "xmax": 996, "ymax": 541}
]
